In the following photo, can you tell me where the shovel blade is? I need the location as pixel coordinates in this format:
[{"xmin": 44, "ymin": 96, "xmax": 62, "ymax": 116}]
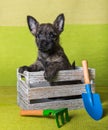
[{"xmin": 82, "ymin": 93, "xmax": 103, "ymax": 120}]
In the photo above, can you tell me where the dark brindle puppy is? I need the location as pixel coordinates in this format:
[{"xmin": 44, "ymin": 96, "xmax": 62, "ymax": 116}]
[{"xmin": 19, "ymin": 14, "xmax": 75, "ymax": 81}]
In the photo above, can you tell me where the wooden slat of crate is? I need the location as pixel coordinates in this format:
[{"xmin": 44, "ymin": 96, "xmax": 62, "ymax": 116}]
[
  {"xmin": 17, "ymin": 94, "xmax": 29, "ymax": 109},
  {"xmin": 17, "ymin": 77, "xmax": 95, "ymax": 101},
  {"xmin": 17, "ymin": 80, "xmax": 28, "ymax": 95},
  {"xmin": 17, "ymin": 87, "xmax": 29, "ymax": 103},
  {"xmin": 22, "ymin": 67, "xmax": 95, "ymax": 86},
  {"xmin": 28, "ymin": 84, "xmax": 95, "ymax": 100},
  {"xmin": 29, "ymin": 99, "xmax": 84, "ymax": 110},
  {"xmin": 18, "ymin": 94, "xmax": 83, "ymax": 110}
]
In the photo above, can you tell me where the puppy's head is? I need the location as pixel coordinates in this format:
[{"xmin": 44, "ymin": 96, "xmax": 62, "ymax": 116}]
[{"xmin": 27, "ymin": 14, "xmax": 65, "ymax": 53}]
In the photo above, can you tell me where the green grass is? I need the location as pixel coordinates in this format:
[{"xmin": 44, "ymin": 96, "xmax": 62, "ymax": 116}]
[{"xmin": 0, "ymin": 25, "xmax": 108, "ymax": 87}]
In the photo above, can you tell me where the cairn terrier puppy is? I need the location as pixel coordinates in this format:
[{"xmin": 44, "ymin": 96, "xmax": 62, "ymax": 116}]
[{"xmin": 19, "ymin": 14, "xmax": 75, "ymax": 81}]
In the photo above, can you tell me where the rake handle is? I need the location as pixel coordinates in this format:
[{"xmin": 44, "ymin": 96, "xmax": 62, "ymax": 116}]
[
  {"xmin": 20, "ymin": 110, "xmax": 43, "ymax": 116},
  {"xmin": 20, "ymin": 109, "xmax": 56, "ymax": 116},
  {"xmin": 82, "ymin": 60, "xmax": 90, "ymax": 84}
]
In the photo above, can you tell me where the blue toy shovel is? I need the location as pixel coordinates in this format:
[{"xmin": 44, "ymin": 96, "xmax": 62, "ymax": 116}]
[{"xmin": 82, "ymin": 60, "xmax": 103, "ymax": 120}]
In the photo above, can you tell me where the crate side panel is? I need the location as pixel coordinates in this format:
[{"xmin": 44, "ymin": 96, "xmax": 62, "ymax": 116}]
[
  {"xmin": 18, "ymin": 92, "xmax": 30, "ymax": 104},
  {"xmin": 18, "ymin": 95, "xmax": 29, "ymax": 110},
  {"xmin": 17, "ymin": 80, "xmax": 28, "ymax": 95},
  {"xmin": 22, "ymin": 67, "xmax": 95, "ymax": 84},
  {"xmin": 30, "ymin": 99, "xmax": 83, "ymax": 110},
  {"xmin": 18, "ymin": 98, "xmax": 83, "ymax": 110},
  {"xmin": 28, "ymin": 84, "xmax": 95, "ymax": 100}
]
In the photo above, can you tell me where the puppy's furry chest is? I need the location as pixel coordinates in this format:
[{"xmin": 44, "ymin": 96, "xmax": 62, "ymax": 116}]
[
  {"xmin": 38, "ymin": 49, "xmax": 64, "ymax": 66},
  {"xmin": 47, "ymin": 55, "xmax": 62, "ymax": 63},
  {"xmin": 39, "ymin": 54, "xmax": 62, "ymax": 66}
]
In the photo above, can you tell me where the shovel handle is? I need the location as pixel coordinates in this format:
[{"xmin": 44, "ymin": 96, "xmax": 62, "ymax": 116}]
[{"xmin": 82, "ymin": 60, "xmax": 90, "ymax": 84}]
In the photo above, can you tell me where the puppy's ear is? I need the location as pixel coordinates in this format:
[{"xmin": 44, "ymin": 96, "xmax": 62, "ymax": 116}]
[
  {"xmin": 27, "ymin": 16, "xmax": 39, "ymax": 35},
  {"xmin": 53, "ymin": 13, "xmax": 65, "ymax": 34}
]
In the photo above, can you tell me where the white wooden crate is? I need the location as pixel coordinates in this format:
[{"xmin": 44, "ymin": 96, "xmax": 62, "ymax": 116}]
[{"xmin": 17, "ymin": 67, "xmax": 95, "ymax": 110}]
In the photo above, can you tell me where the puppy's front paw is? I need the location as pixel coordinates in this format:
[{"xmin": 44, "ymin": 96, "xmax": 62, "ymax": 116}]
[
  {"xmin": 19, "ymin": 66, "xmax": 28, "ymax": 73},
  {"xmin": 44, "ymin": 71, "xmax": 54, "ymax": 81}
]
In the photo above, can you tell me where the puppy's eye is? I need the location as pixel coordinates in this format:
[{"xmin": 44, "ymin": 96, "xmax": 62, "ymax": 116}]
[
  {"xmin": 36, "ymin": 33, "xmax": 42, "ymax": 39},
  {"xmin": 49, "ymin": 32, "xmax": 57, "ymax": 39}
]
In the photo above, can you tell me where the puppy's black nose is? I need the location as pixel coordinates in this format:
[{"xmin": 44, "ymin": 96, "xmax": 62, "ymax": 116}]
[{"xmin": 42, "ymin": 41, "xmax": 49, "ymax": 46}]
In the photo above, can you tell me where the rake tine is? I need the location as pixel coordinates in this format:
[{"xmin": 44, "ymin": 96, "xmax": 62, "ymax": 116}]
[
  {"xmin": 65, "ymin": 109, "xmax": 70, "ymax": 122},
  {"xmin": 54, "ymin": 108, "xmax": 70, "ymax": 128},
  {"xmin": 55, "ymin": 114, "xmax": 61, "ymax": 128},
  {"xmin": 61, "ymin": 112, "xmax": 65, "ymax": 124}
]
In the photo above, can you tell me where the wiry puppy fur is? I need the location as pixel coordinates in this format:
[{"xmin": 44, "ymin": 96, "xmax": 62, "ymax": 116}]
[{"xmin": 19, "ymin": 14, "xmax": 75, "ymax": 81}]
